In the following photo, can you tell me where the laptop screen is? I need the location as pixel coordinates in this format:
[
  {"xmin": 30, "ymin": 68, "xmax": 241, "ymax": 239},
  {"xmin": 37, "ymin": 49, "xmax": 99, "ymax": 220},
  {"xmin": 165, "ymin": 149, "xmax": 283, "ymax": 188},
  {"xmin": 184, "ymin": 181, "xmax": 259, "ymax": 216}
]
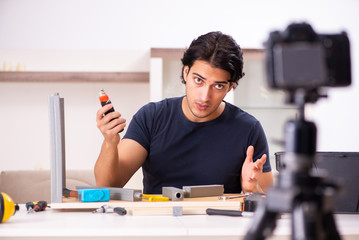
[{"xmin": 275, "ymin": 152, "xmax": 359, "ymax": 213}]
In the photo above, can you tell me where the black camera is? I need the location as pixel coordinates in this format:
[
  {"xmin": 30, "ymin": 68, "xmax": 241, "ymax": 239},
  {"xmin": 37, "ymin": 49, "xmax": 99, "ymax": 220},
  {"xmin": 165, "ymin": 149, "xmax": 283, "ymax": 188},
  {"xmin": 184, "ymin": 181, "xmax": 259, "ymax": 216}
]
[{"xmin": 265, "ymin": 22, "xmax": 351, "ymax": 91}]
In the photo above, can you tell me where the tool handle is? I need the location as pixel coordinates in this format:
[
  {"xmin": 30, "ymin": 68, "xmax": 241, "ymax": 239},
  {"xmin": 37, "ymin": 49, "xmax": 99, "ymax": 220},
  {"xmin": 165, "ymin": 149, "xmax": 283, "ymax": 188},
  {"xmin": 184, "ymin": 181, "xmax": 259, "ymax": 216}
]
[
  {"xmin": 63, "ymin": 188, "xmax": 78, "ymax": 198},
  {"xmin": 99, "ymin": 89, "xmax": 123, "ymax": 133},
  {"xmin": 100, "ymin": 99, "xmax": 115, "ymax": 115},
  {"xmin": 114, "ymin": 207, "xmax": 127, "ymax": 215},
  {"xmin": 206, "ymin": 208, "xmax": 243, "ymax": 217},
  {"xmin": 34, "ymin": 201, "xmax": 47, "ymax": 212},
  {"xmin": 142, "ymin": 194, "xmax": 170, "ymax": 202},
  {"xmin": 99, "ymin": 90, "xmax": 115, "ymax": 114}
]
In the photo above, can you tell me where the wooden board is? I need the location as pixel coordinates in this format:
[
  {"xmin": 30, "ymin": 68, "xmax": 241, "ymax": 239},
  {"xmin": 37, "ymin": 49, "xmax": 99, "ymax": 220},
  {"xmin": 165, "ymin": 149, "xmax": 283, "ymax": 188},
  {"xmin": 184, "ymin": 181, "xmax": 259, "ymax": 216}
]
[{"xmin": 50, "ymin": 195, "xmax": 244, "ymax": 216}]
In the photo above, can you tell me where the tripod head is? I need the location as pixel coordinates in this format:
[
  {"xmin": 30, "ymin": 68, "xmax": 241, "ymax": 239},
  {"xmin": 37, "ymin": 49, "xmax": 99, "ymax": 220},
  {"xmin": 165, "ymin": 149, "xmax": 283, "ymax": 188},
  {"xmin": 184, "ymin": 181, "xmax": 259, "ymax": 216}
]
[{"xmin": 265, "ymin": 22, "xmax": 351, "ymax": 93}]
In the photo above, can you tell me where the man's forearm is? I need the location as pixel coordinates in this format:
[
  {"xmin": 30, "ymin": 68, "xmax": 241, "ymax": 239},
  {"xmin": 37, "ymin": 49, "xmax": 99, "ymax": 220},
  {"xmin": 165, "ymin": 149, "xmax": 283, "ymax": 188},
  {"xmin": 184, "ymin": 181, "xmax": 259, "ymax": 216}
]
[{"xmin": 94, "ymin": 141, "xmax": 122, "ymax": 187}]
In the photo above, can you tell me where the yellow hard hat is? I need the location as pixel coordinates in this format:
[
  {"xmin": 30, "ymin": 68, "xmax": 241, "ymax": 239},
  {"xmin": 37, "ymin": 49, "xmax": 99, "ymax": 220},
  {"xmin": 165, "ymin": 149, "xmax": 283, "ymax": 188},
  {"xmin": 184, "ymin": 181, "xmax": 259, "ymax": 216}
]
[{"xmin": 0, "ymin": 192, "xmax": 19, "ymax": 223}]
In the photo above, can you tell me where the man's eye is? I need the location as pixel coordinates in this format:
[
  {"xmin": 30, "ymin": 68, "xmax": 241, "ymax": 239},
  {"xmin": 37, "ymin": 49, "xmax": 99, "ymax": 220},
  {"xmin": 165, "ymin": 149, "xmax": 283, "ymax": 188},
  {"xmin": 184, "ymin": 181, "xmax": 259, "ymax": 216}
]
[
  {"xmin": 194, "ymin": 77, "xmax": 202, "ymax": 84},
  {"xmin": 215, "ymin": 84, "xmax": 224, "ymax": 90}
]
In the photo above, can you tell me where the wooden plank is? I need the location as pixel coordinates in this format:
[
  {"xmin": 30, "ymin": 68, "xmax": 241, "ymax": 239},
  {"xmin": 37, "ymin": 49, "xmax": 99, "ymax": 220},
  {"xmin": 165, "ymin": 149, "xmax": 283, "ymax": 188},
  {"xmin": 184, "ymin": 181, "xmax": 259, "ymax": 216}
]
[
  {"xmin": 150, "ymin": 48, "xmax": 264, "ymax": 60},
  {"xmin": 150, "ymin": 48, "xmax": 185, "ymax": 59},
  {"xmin": 128, "ymin": 206, "xmax": 241, "ymax": 216},
  {"xmin": 50, "ymin": 195, "xmax": 244, "ymax": 216},
  {"xmin": 243, "ymin": 49, "xmax": 264, "ymax": 60},
  {"xmin": 0, "ymin": 71, "xmax": 149, "ymax": 83}
]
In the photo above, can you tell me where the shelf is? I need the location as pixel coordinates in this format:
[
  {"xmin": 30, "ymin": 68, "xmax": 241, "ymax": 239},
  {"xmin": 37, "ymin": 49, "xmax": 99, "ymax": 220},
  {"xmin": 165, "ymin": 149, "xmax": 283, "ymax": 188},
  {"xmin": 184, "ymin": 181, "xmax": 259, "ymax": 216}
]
[
  {"xmin": 0, "ymin": 48, "xmax": 261, "ymax": 83},
  {"xmin": 150, "ymin": 48, "xmax": 264, "ymax": 60},
  {"xmin": 0, "ymin": 71, "xmax": 149, "ymax": 83},
  {"xmin": 151, "ymin": 48, "xmax": 185, "ymax": 59}
]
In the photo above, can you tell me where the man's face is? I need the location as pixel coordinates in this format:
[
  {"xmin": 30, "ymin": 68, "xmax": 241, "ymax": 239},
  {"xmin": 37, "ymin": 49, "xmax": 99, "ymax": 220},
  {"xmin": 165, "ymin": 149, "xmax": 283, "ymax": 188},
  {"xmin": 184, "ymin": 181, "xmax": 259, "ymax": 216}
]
[{"xmin": 182, "ymin": 60, "xmax": 233, "ymax": 122}]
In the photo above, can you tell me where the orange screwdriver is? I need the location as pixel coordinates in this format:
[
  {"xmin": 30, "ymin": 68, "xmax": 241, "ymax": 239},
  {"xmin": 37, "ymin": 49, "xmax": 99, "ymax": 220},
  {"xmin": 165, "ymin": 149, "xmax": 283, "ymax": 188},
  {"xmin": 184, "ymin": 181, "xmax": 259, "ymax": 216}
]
[{"xmin": 99, "ymin": 89, "xmax": 124, "ymax": 133}]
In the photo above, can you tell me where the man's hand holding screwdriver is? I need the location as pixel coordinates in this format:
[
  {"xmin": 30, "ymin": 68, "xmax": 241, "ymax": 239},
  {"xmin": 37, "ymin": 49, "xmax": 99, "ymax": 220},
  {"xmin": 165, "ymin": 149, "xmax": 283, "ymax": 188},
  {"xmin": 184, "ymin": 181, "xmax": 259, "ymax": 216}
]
[
  {"xmin": 97, "ymin": 90, "xmax": 126, "ymax": 144},
  {"xmin": 96, "ymin": 104, "xmax": 126, "ymax": 142},
  {"xmin": 95, "ymin": 89, "xmax": 129, "ymax": 188}
]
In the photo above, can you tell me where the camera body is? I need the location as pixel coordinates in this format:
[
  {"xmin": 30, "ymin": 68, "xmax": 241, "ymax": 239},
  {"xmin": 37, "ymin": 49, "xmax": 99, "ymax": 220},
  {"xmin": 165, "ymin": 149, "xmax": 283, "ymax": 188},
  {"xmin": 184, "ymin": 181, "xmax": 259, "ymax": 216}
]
[{"xmin": 265, "ymin": 22, "xmax": 351, "ymax": 91}]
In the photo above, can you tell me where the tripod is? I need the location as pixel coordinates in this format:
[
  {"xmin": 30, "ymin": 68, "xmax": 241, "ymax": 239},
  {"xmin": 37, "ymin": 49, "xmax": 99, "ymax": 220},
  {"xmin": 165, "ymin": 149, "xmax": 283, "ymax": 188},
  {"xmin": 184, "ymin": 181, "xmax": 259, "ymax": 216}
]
[{"xmin": 245, "ymin": 91, "xmax": 341, "ymax": 240}]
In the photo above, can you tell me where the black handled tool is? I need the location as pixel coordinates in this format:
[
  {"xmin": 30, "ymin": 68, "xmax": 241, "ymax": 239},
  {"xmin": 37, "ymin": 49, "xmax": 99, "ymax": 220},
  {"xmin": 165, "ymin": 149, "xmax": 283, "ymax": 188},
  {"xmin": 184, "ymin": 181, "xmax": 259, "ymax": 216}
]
[
  {"xmin": 93, "ymin": 204, "xmax": 127, "ymax": 216},
  {"xmin": 26, "ymin": 201, "xmax": 48, "ymax": 213},
  {"xmin": 206, "ymin": 208, "xmax": 253, "ymax": 217}
]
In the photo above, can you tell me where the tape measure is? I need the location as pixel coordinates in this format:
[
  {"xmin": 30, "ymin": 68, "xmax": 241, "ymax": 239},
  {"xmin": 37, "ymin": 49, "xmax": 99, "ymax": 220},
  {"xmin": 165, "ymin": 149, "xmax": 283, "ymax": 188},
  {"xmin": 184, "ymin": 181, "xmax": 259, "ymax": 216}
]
[{"xmin": 0, "ymin": 192, "xmax": 19, "ymax": 223}]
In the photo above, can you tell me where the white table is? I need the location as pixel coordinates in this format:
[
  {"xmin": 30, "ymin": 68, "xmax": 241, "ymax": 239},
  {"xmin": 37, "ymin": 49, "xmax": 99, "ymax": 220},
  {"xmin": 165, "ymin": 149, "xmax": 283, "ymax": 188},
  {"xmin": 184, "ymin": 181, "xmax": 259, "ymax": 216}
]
[{"xmin": 0, "ymin": 205, "xmax": 358, "ymax": 240}]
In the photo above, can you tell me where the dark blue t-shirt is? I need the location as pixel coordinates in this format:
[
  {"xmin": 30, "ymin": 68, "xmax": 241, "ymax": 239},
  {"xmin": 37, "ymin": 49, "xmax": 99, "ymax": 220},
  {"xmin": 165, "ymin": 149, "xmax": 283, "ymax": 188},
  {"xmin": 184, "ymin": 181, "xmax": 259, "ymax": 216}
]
[{"xmin": 124, "ymin": 96, "xmax": 271, "ymax": 194}]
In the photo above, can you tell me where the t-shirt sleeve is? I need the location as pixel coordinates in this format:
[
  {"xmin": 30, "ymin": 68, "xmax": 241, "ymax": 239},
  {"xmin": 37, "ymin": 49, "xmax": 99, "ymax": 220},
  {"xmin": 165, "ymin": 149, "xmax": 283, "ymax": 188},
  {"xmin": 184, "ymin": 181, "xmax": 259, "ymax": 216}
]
[{"xmin": 249, "ymin": 121, "xmax": 272, "ymax": 173}]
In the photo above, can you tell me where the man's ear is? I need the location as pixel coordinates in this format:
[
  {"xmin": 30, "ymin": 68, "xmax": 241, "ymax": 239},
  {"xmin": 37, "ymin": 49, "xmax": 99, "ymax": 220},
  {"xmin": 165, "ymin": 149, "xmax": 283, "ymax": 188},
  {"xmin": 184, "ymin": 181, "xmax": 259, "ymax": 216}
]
[
  {"xmin": 228, "ymin": 82, "xmax": 234, "ymax": 92},
  {"xmin": 183, "ymin": 66, "xmax": 189, "ymax": 82}
]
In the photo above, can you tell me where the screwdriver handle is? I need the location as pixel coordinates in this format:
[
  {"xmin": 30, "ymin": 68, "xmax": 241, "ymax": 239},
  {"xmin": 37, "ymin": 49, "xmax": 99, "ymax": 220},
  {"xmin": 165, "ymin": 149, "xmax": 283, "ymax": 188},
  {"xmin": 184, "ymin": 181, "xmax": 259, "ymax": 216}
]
[
  {"xmin": 114, "ymin": 207, "xmax": 127, "ymax": 215},
  {"xmin": 34, "ymin": 201, "xmax": 47, "ymax": 212},
  {"xmin": 99, "ymin": 89, "xmax": 115, "ymax": 115},
  {"xmin": 99, "ymin": 89, "xmax": 124, "ymax": 133}
]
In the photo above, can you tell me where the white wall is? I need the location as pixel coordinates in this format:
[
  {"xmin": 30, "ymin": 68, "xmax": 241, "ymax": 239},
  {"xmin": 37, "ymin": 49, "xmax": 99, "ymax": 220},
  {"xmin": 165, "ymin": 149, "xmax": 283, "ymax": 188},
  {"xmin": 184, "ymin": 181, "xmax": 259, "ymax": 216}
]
[{"xmin": 1, "ymin": 0, "xmax": 358, "ymax": 178}]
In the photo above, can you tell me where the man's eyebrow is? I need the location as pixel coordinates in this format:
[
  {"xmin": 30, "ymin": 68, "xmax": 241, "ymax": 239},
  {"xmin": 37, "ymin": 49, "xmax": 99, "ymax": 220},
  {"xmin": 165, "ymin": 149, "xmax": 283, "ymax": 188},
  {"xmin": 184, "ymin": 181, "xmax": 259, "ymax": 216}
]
[
  {"xmin": 193, "ymin": 73, "xmax": 229, "ymax": 84},
  {"xmin": 215, "ymin": 81, "xmax": 230, "ymax": 85},
  {"xmin": 193, "ymin": 72, "xmax": 206, "ymax": 80}
]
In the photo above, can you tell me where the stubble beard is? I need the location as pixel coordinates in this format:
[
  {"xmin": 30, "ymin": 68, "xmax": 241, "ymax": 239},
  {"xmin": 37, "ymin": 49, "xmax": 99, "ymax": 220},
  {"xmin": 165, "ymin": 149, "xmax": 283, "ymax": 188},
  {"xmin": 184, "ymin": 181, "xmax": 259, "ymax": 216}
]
[{"xmin": 185, "ymin": 97, "xmax": 217, "ymax": 121}]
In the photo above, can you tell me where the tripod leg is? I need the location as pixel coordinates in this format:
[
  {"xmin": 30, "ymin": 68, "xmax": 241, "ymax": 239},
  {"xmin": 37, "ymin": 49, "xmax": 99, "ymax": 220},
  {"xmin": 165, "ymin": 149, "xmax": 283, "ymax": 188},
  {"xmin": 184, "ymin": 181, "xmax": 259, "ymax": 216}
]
[
  {"xmin": 322, "ymin": 212, "xmax": 341, "ymax": 240},
  {"xmin": 292, "ymin": 201, "xmax": 342, "ymax": 240},
  {"xmin": 244, "ymin": 201, "xmax": 279, "ymax": 240},
  {"xmin": 292, "ymin": 201, "xmax": 320, "ymax": 240}
]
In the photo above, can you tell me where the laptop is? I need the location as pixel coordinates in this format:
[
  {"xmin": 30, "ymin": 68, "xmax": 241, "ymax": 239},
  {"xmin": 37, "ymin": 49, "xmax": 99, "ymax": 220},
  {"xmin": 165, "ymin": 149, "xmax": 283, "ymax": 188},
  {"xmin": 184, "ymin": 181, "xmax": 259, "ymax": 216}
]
[{"xmin": 275, "ymin": 152, "xmax": 359, "ymax": 213}]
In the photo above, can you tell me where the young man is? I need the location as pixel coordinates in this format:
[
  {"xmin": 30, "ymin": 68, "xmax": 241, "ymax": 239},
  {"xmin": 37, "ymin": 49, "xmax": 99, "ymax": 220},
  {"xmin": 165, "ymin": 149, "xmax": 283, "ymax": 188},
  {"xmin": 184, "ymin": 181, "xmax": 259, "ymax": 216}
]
[{"xmin": 95, "ymin": 31, "xmax": 273, "ymax": 194}]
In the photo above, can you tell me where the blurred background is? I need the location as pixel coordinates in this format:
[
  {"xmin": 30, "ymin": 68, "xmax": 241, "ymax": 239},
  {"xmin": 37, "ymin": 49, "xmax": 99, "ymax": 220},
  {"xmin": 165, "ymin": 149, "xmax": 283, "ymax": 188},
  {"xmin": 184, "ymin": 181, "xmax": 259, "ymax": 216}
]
[{"xmin": 0, "ymin": 0, "xmax": 358, "ymax": 189}]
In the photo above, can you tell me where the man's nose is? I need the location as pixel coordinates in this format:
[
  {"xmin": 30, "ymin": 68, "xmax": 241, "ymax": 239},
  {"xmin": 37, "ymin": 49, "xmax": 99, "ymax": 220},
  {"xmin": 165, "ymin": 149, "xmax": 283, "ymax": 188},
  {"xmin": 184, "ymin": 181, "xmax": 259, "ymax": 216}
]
[{"xmin": 199, "ymin": 85, "xmax": 211, "ymax": 102}]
